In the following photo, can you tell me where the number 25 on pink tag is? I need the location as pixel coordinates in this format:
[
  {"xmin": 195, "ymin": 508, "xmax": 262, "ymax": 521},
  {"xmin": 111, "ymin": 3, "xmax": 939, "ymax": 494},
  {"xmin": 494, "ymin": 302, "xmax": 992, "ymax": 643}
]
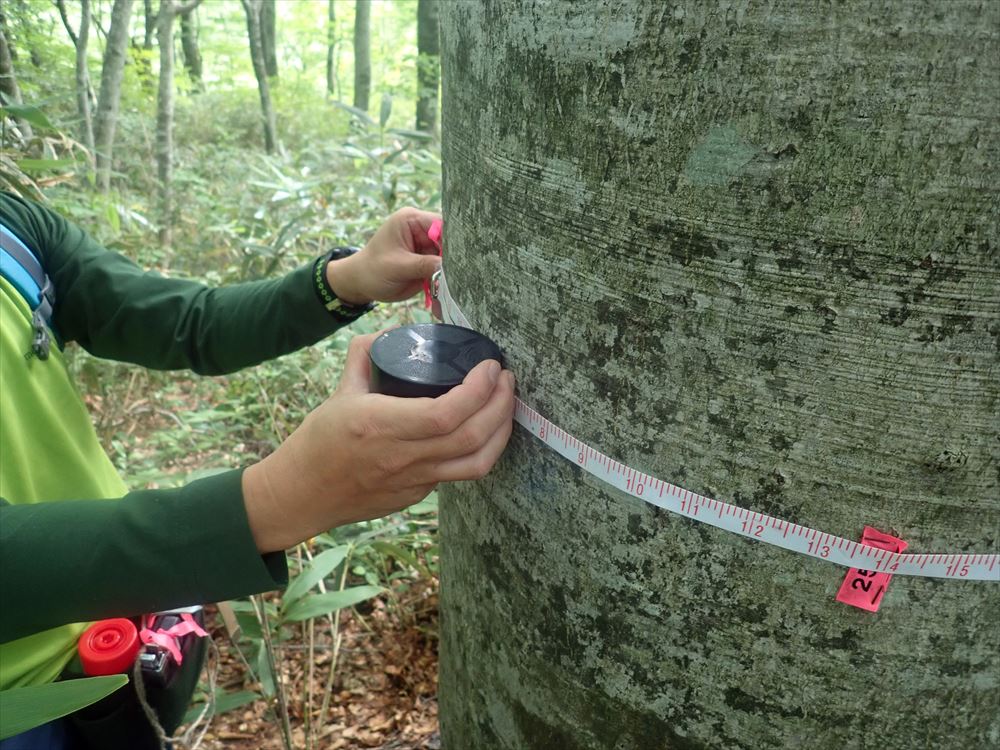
[{"xmin": 835, "ymin": 526, "xmax": 908, "ymax": 613}]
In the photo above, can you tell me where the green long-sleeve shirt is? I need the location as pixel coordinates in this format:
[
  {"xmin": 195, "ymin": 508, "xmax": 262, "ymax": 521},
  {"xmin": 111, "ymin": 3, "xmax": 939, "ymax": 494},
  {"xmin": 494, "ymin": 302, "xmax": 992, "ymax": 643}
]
[{"xmin": 0, "ymin": 192, "xmax": 358, "ymax": 681}]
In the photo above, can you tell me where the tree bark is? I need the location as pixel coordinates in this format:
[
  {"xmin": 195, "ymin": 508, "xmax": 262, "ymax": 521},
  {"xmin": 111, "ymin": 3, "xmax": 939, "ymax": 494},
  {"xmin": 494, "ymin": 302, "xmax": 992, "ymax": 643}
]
[
  {"xmin": 437, "ymin": 2, "xmax": 1000, "ymax": 749},
  {"xmin": 56, "ymin": 0, "xmax": 95, "ymax": 152},
  {"xmin": 242, "ymin": 0, "xmax": 277, "ymax": 154},
  {"xmin": 143, "ymin": 0, "xmax": 156, "ymax": 49},
  {"xmin": 260, "ymin": 0, "xmax": 277, "ymax": 79},
  {"xmin": 179, "ymin": 7, "xmax": 203, "ymax": 92},
  {"xmin": 155, "ymin": 0, "xmax": 202, "ymax": 245},
  {"xmin": 352, "ymin": 0, "xmax": 370, "ymax": 113},
  {"xmin": 93, "ymin": 0, "xmax": 135, "ymax": 192},
  {"xmin": 0, "ymin": 24, "xmax": 32, "ymax": 140},
  {"xmin": 415, "ymin": 0, "xmax": 439, "ymax": 132},
  {"xmin": 325, "ymin": 0, "xmax": 336, "ymax": 97}
]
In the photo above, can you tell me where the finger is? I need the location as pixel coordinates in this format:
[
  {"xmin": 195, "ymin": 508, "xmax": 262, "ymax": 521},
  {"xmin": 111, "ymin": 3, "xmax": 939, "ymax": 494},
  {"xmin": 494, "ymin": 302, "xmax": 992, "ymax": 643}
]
[
  {"xmin": 414, "ymin": 368, "xmax": 515, "ymax": 461},
  {"xmin": 337, "ymin": 332, "xmax": 381, "ymax": 394},
  {"xmin": 370, "ymin": 359, "xmax": 502, "ymax": 440},
  {"xmin": 400, "ymin": 208, "xmax": 441, "ymax": 233},
  {"xmin": 397, "ymin": 251, "xmax": 442, "ymax": 281},
  {"xmin": 430, "ymin": 409, "xmax": 514, "ymax": 483},
  {"xmin": 402, "ymin": 209, "xmax": 443, "ymax": 253}
]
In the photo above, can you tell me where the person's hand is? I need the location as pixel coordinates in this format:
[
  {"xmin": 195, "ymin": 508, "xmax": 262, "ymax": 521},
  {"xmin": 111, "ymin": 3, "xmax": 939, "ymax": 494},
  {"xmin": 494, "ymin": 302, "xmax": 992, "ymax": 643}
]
[
  {"xmin": 242, "ymin": 331, "xmax": 515, "ymax": 553},
  {"xmin": 326, "ymin": 207, "xmax": 442, "ymax": 305}
]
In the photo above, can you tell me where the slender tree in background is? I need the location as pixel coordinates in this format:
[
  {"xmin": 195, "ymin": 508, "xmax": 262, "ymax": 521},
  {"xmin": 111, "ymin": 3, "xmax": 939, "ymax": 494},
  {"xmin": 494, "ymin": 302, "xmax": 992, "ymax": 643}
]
[
  {"xmin": 55, "ymin": 0, "xmax": 94, "ymax": 152},
  {"xmin": 93, "ymin": 0, "xmax": 134, "ymax": 191},
  {"xmin": 242, "ymin": 0, "xmax": 277, "ymax": 154},
  {"xmin": 415, "ymin": 0, "xmax": 439, "ymax": 132},
  {"xmin": 179, "ymin": 6, "xmax": 203, "ymax": 92},
  {"xmin": 352, "ymin": 0, "xmax": 371, "ymax": 113},
  {"xmin": 0, "ymin": 21, "xmax": 32, "ymax": 140},
  {"xmin": 437, "ymin": 2, "xmax": 999, "ymax": 749},
  {"xmin": 325, "ymin": 0, "xmax": 337, "ymax": 97},
  {"xmin": 260, "ymin": 0, "xmax": 277, "ymax": 79},
  {"xmin": 142, "ymin": 0, "xmax": 156, "ymax": 50},
  {"xmin": 155, "ymin": 0, "xmax": 203, "ymax": 245}
]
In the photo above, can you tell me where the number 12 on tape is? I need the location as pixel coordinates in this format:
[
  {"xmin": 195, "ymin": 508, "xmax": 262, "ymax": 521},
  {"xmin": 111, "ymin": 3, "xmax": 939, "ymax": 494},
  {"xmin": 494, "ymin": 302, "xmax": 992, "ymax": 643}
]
[{"xmin": 836, "ymin": 527, "xmax": 908, "ymax": 612}]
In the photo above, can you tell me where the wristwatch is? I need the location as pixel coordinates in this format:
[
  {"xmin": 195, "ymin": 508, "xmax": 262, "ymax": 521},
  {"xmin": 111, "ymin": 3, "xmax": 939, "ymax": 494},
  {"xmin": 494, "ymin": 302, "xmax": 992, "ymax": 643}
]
[{"xmin": 313, "ymin": 246, "xmax": 376, "ymax": 321}]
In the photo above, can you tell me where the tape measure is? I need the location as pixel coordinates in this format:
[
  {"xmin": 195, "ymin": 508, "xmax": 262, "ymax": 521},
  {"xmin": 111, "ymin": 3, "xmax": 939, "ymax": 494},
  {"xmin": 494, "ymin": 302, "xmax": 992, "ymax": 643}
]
[{"xmin": 433, "ymin": 268, "xmax": 999, "ymax": 582}]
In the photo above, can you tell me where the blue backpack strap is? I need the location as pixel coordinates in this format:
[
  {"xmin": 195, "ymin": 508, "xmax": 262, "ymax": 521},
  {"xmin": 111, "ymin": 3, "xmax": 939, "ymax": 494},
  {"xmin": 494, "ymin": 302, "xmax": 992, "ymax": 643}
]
[{"xmin": 0, "ymin": 222, "xmax": 57, "ymax": 359}]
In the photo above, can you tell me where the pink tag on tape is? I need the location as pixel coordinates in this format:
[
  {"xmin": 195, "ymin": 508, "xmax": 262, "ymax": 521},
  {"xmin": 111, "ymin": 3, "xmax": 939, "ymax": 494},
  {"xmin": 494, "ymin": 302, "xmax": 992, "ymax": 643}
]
[
  {"xmin": 423, "ymin": 219, "xmax": 444, "ymax": 312},
  {"xmin": 836, "ymin": 527, "xmax": 908, "ymax": 612}
]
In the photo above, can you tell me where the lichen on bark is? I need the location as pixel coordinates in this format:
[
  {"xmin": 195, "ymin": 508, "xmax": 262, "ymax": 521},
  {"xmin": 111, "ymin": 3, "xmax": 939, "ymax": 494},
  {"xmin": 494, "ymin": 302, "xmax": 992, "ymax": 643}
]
[{"xmin": 437, "ymin": 2, "xmax": 999, "ymax": 748}]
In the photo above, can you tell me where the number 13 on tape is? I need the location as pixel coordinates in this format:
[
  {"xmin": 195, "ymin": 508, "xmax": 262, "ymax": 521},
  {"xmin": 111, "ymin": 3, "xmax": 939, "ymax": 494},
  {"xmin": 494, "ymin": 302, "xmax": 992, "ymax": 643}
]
[{"xmin": 836, "ymin": 527, "xmax": 908, "ymax": 612}]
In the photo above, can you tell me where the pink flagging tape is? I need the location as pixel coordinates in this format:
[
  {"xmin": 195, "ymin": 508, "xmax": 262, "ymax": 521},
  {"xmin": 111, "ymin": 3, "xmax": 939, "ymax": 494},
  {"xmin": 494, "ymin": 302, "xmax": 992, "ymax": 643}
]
[
  {"xmin": 422, "ymin": 219, "xmax": 444, "ymax": 311},
  {"xmin": 435, "ymin": 268, "xmax": 999, "ymax": 582},
  {"xmin": 835, "ymin": 527, "xmax": 908, "ymax": 611},
  {"xmin": 139, "ymin": 612, "xmax": 207, "ymax": 666}
]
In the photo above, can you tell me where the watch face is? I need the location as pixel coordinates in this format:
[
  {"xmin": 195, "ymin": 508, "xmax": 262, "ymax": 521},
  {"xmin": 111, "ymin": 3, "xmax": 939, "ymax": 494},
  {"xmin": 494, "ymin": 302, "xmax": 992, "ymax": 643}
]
[{"xmin": 330, "ymin": 246, "xmax": 361, "ymax": 261}]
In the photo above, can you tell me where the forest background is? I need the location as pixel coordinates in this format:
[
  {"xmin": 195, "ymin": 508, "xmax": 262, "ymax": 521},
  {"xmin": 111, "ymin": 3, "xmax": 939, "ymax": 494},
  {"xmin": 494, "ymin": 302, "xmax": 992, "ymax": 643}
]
[{"xmin": 1, "ymin": 1, "xmax": 445, "ymax": 748}]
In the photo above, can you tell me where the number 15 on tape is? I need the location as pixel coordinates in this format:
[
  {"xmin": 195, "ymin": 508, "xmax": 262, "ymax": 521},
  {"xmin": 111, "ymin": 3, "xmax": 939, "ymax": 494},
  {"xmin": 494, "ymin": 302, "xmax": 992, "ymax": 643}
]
[{"xmin": 836, "ymin": 527, "xmax": 908, "ymax": 612}]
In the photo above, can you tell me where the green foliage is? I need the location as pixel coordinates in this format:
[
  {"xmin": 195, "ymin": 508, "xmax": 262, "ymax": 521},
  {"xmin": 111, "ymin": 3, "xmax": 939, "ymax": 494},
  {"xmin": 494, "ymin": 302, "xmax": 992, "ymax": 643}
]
[
  {"xmin": 1, "ymin": 3, "xmax": 442, "ymax": 744},
  {"xmin": 0, "ymin": 676, "xmax": 129, "ymax": 739}
]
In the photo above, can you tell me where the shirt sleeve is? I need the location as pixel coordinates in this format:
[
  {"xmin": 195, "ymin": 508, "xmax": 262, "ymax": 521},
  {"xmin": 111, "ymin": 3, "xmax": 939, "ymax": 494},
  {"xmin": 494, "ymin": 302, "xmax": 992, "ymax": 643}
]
[
  {"xmin": 3, "ymin": 192, "xmax": 354, "ymax": 375},
  {"xmin": 0, "ymin": 470, "xmax": 287, "ymax": 644}
]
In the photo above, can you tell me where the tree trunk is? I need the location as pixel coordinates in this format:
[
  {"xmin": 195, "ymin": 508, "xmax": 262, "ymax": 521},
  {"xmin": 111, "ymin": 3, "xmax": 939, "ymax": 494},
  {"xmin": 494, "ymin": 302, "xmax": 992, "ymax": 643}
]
[
  {"xmin": 325, "ymin": 0, "xmax": 336, "ymax": 97},
  {"xmin": 0, "ymin": 5, "xmax": 13, "ymax": 63},
  {"xmin": 352, "ymin": 0, "xmax": 370, "ymax": 113},
  {"xmin": 242, "ymin": 0, "xmax": 277, "ymax": 154},
  {"xmin": 93, "ymin": 0, "xmax": 135, "ymax": 192},
  {"xmin": 56, "ymin": 0, "xmax": 95, "ymax": 152},
  {"xmin": 437, "ymin": 3, "xmax": 999, "ymax": 749},
  {"xmin": 155, "ymin": 0, "xmax": 177, "ymax": 246},
  {"xmin": 143, "ymin": 0, "xmax": 156, "ymax": 49},
  {"xmin": 155, "ymin": 0, "xmax": 202, "ymax": 245},
  {"xmin": 260, "ymin": 0, "xmax": 277, "ymax": 79},
  {"xmin": 415, "ymin": 0, "xmax": 439, "ymax": 132},
  {"xmin": 0, "ymin": 25, "xmax": 32, "ymax": 140},
  {"xmin": 179, "ymin": 7, "xmax": 203, "ymax": 92}
]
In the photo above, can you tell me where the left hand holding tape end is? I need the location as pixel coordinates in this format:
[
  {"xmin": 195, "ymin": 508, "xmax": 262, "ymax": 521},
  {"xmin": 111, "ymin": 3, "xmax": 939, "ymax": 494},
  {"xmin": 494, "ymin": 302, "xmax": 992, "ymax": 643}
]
[{"xmin": 329, "ymin": 207, "xmax": 443, "ymax": 305}]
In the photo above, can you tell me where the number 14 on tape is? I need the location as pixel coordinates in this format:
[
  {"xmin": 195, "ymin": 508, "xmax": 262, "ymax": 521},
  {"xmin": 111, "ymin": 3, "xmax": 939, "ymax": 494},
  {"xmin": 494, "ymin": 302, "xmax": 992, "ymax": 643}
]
[{"xmin": 836, "ymin": 527, "xmax": 908, "ymax": 612}]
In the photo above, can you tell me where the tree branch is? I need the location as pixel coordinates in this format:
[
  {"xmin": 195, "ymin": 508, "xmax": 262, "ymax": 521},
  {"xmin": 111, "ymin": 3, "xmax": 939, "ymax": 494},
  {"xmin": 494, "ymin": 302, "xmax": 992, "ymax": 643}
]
[
  {"xmin": 54, "ymin": 0, "xmax": 79, "ymax": 47},
  {"xmin": 174, "ymin": 0, "xmax": 204, "ymax": 16}
]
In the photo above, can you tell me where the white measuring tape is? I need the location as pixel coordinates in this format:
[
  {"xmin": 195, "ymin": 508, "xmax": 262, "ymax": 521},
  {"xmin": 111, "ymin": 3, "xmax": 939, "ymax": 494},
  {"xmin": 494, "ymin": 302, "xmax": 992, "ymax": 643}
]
[{"xmin": 434, "ymin": 270, "xmax": 999, "ymax": 582}]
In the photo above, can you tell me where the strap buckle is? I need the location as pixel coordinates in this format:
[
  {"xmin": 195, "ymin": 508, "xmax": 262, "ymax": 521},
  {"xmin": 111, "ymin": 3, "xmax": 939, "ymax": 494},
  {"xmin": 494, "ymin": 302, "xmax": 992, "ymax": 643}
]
[{"xmin": 31, "ymin": 308, "xmax": 50, "ymax": 360}]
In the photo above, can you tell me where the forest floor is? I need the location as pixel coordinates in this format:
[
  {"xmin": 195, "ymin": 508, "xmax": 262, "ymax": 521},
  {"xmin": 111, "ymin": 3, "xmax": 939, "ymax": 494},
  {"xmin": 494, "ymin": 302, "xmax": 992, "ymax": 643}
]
[{"xmin": 195, "ymin": 583, "xmax": 441, "ymax": 750}]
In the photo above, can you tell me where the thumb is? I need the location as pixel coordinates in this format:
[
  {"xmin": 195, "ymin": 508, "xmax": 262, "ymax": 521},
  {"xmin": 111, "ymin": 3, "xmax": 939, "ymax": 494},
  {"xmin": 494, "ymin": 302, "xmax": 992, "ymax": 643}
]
[
  {"xmin": 412, "ymin": 255, "xmax": 441, "ymax": 279},
  {"xmin": 337, "ymin": 332, "xmax": 380, "ymax": 394},
  {"xmin": 405, "ymin": 252, "xmax": 442, "ymax": 281}
]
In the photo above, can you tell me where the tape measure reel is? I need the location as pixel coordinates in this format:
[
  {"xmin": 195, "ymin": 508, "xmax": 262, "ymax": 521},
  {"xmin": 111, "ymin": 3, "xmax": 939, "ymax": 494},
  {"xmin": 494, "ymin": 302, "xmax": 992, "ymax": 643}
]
[{"xmin": 369, "ymin": 323, "xmax": 502, "ymax": 398}]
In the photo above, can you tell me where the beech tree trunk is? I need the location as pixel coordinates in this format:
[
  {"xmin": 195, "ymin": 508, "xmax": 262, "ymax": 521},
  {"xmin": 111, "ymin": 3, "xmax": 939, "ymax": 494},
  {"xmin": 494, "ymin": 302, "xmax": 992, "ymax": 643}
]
[
  {"xmin": 155, "ymin": 0, "xmax": 202, "ymax": 245},
  {"xmin": 325, "ymin": 0, "xmax": 337, "ymax": 97},
  {"xmin": 352, "ymin": 0, "xmax": 371, "ymax": 113},
  {"xmin": 260, "ymin": 0, "xmax": 277, "ymax": 79},
  {"xmin": 0, "ymin": 24, "xmax": 32, "ymax": 140},
  {"xmin": 143, "ymin": 0, "xmax": 156, "ymax": 49},
  {"xmin": 93, "ymin": 0, "xmax": 134, "ymax": 191},
  {"xmin": 437, "ymin": 2, "xmax": 999, "ymax": 749},
  {"xmin": 180, "ymin": 7, "xmax": 203, "ymax": 92},
  {"xmin": 415, "ymin": 0, "xmax": 439, "ymax": 132},
  {"xmin": 242, "ymin": 0, "xmax": 277, "ymax": 154},
  {"xmin": 56, "ymin": 0, "xmax": 94, "ymax": 152}
]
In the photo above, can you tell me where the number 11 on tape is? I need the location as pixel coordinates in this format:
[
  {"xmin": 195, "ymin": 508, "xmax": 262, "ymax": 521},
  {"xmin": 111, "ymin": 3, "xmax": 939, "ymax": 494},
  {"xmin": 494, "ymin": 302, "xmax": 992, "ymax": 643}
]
[{"xmin": 836, "ymin": 527, "xmax": 908, "ymax": 612}]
